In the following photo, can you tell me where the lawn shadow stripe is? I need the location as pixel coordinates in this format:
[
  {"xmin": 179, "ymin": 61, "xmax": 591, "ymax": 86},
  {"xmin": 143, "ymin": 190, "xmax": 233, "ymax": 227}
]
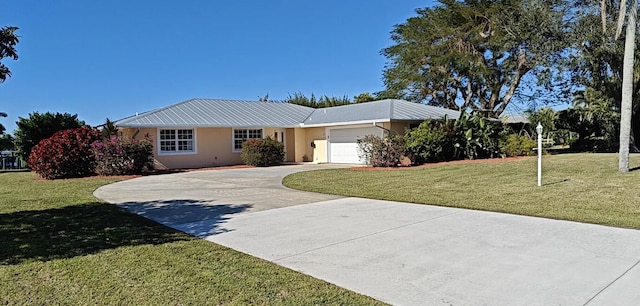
[
  {"xmin": 0, "ymin": 202, "xmax": 195, "ymax": 265},
  {"xmin": 542, "ymin": 179, "xmax": 570, "ymax": 186}
]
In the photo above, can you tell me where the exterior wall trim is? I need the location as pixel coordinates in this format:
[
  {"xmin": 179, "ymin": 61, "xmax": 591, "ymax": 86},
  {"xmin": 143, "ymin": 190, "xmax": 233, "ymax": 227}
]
[
  {"xmin": 156, "ymin": 127, "xmax": 198, "ymax": 156},
  {"xmin": 231, "ymin": 127, "xmax": 265, "ymax": 153}
]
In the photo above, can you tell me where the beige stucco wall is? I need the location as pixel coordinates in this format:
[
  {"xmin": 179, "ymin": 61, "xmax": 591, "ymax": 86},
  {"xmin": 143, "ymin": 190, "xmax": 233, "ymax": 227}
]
[
  {"xmin": 285, "ymin": 129, "xmax": 295, "ymax": 162},
  {"xmin": 312, "ymin": 139, "xmax": 327, "ymax": 163},
  {"xmin": 386, "ymin": 122, "xmax": 411, "ymax": 135},
  {"xmin": 293, "ymin": 128, "xmax": 307, "ymax": 162},
  {"xmin": 119, "ymin": 128, "xmax": 138, "ymax": 138},
  {"xmin": 290, "ymin": 127, "xmax": 328, "ymax": 163},
  {"xmin": 121, "ymin": 127, "xmax": 243, "ymax": 169},
  {"xmin": 304, "ymin": 127, "xmax": 326, "ymax": 162},
  {"xmin": 118, "ymin": 121, "xmax": 419, "ymax": 168}
]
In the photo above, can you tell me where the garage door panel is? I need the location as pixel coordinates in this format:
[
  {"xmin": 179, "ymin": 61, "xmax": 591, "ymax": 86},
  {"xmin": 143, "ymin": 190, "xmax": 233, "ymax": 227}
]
[
  {"xmin": 330, "ymin": 143, "xmax": 361, "ymax": 163},
  {"xmin": 329, "ymin": 126, "xmax": 383, "ymax": 164}
]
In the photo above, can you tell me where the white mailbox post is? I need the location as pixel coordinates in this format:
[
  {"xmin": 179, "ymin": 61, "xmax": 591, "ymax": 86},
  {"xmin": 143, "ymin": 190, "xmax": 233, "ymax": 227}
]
[{"xmin": 536, "ymin": 122, "xmax": 543, "ymax": 187}]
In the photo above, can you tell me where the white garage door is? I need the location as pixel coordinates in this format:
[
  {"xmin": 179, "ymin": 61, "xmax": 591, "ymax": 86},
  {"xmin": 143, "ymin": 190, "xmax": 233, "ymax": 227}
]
[{"xmin": 329, "ymin": 126, "xmax": 383, "ymax": 164}]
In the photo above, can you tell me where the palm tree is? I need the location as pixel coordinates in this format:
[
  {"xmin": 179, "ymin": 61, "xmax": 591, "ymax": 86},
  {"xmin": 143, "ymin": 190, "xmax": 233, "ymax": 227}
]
[{"xmin": 616, "ymin": 0, "xmax": 637, "ymax": 172}]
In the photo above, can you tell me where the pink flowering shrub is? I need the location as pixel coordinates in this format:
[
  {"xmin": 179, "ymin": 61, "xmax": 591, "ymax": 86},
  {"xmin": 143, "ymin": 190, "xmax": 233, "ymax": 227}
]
[
  {"xmin": 92, "ymin": 136, "xmax": 154, "ymax": 175},
  {"xmin": 357, "ymin": 134, "xmax": 405, "ymax": 167}
]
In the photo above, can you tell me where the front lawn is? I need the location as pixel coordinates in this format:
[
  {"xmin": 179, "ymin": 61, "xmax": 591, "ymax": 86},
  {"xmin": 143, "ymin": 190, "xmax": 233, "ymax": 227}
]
[
  {"xmin": 0, "ymin": 172, "xmax": 384, "ymax": 305},
  {"xmin": 283, "ymin": 153, "xmax": 640, "ymax": 229}
]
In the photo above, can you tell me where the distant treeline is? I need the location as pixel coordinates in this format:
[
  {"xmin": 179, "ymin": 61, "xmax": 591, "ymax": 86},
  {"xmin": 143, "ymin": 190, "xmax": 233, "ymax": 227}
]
[{"xmin": 272, "ymin": 91, "xmax": 392, "ymax": 108}]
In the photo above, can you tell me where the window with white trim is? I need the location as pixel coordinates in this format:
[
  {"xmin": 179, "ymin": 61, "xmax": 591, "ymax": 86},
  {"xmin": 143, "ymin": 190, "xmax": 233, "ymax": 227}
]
[
  {"xmin": 159, "ymin": 129, "xmax": 195, "ymax": 154},
  {"xmin": 233, "ymin": 128, "xmax": 263, "ymax": 151}
]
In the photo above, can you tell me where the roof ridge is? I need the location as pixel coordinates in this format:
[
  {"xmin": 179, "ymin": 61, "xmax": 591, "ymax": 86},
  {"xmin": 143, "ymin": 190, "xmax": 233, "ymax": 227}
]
[
  {"xmin": 115, "ymin": 98, "xmax": 198, "ymax": 125},
  {"xmin": 389, "ymin": 99, "xmax": 395, "ymax": 118}
]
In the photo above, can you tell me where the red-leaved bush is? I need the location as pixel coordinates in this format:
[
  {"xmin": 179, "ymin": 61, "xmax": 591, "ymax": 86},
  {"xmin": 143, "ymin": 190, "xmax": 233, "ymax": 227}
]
[
  {"xmin": 92, "ymin": 135, "xmax": 154, "ymax": 175},
  {"xmin": 28, "ymin": 126, "xmax": 102, "ymax": 179}
]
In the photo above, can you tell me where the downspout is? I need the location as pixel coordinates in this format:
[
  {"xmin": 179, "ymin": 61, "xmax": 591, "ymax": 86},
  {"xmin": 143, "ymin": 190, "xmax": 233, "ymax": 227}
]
[
  {"xmin": 373, "ymin": 122, "xmax": 392, "ymax": 136},
  {"xmin": 132, "ymin": 127, "xmax": 141, "ymax": 139},
  {"xmin": 131, "ymin": 112, "xmax": 141, "ymax": 139}
]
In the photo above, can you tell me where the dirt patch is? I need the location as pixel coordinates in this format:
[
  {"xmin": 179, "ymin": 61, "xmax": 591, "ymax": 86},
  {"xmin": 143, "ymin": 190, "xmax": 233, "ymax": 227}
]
[{"xmin": 351, "ymin": 156, "xmax": 534, "ymax": 171}]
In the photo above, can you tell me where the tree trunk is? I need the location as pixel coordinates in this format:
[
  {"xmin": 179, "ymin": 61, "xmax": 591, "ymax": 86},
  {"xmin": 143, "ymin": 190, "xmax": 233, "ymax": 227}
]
[
  {"xmin": 632, "ymin": 110, "xmax": 640, "ymax": 151},
  {"xmin": 602, "ymin": 0, "xmax": 608, "ymax": 34},
  {"xmin": 619, "ymin": 0, "xmax": 637, "ymax": 172},
  {"xmin": 630, "ymin": 128, "xmax": 640, "ymax": 152}
]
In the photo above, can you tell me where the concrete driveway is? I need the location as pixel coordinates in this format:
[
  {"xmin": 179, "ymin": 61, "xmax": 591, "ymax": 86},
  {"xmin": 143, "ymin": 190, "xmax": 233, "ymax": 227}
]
[
  {"xmin": 95, "ymin": 165, "xmax": 640, "ymax": 305},
  {"xmin": 94, "ymin": 164, "xmax": 346, "ymax": 236}
]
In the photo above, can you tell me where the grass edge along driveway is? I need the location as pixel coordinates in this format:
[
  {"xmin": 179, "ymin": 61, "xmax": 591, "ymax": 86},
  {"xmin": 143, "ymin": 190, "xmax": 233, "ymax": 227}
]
[
  {"xmin": 283, "ymin": 153, "xmax": 640, "ymax": 229},
  {"xmin": 0, "ymin": 172, "xmax": 385, "ymax": 305}
]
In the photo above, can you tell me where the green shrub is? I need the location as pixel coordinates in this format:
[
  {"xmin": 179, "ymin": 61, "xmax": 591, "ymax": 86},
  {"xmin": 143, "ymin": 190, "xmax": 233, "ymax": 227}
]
[
  {"xmin": 241, "ymin": 137, "xmax": 284, "ymax": 167},
  {"xmin": 357, "ymin": 134, "xmax": 405, "ymax": 167},
  {"xmin": 404, "ymin": 111, "xmax": 501, "ymax": 164},
  {"xmin": 453, "ymin": 111, "xmax": 501, "ymax": 160},
  {"xmin": 92, "ymin": 136, "xmax": 155, "ymax": 175},
  {"xmin": 404, "ymin": 120, "xmax": 451, "ymax": 163},
  {"xmin": 499, "ymin": 134, "xmax": 537, "ymax": 157}
]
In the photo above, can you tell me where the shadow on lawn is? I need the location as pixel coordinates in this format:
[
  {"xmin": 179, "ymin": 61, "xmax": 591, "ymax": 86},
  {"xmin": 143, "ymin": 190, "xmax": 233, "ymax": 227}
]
[
  {"xmin": 117, "ymin": 199, "xmax": 252, "ymax": 238},
  {"xmin": 0, "ymin": 200, "xmax": 249, "ymax": 265},
  {"xmin": 543, "ymin": 179, "xmax": 570, "ymax": 186}
]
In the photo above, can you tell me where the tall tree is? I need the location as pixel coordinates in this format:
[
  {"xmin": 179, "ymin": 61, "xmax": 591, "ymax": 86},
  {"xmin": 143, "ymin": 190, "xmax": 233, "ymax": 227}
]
[
  {"xmin": 381, "ymin": 0, "xmax": 569, "ymax": 118},
  {"xmin": 0, "ymin": 26, "xmax": 19, "ymax": 83},
  {"xmin": 14, "ymin": 112, "xmax": 85, "ymax": 161},
  {"xmin": 559, "ymin": 88, "xmax": 620, "ymax": 151},
  {"xmin": 0, "ymin": 26, "xmax": 19, "ymax": 136},
  {"xmin": 617, "ymin": 0, "xmax": 637, "ymax": 172},
  {"xmin": 354, "ymin": 92, "xmax": 377, "ymax": 103},
  {"xmin": 568, "ymin": 0, "xmax": 640, "ymax": 155},
  {"xmin": 0, "ymin": 134, "xmax": 13, "ymax": 151}
]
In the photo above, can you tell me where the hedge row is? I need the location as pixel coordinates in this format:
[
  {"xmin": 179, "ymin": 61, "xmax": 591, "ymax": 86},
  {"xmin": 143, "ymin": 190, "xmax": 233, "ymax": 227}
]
[{"xmin": 29, "ymin": 127, "xmax": 154, "ymax": 179}]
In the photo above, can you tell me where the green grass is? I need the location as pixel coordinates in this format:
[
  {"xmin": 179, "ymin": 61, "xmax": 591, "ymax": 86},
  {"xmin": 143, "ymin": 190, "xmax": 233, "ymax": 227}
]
[
  {"xmin": 283, "ymin": 153, "xmax": 640, "ymax": 229},
  {"xmin": 0, "ymin": 172, "xmax": 384, "ymax": 305}
]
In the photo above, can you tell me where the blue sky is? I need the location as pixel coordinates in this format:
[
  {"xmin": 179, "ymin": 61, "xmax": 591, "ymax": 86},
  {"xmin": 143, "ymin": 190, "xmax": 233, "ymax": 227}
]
[{"xmin": 0, "ymin": 0, "xmax": 433, "ymax": 132}]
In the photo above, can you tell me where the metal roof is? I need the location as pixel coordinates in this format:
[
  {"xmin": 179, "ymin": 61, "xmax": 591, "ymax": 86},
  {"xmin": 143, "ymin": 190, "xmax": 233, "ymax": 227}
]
[
  {"xmin": 499, "ymin": 113, "xmax": 529, "ymax": 124},
  {"xmin": 390, "ymin": 99, "xmax": 461, "ymax": 120},
  {"xmin": 115, "ymin": 98, "xmax": 315, "ymax": 128},
  {"xmin": 301, "ymin": 99, "xmax": 460, "ymax": 126},
  {"xmin": 114, "ymin": 98, "xmax": 461, "ymax": 128}
]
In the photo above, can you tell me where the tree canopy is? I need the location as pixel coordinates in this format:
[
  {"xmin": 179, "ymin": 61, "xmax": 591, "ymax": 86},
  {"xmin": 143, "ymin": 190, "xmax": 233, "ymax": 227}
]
[
  {"xmin": 0, "ymin": 26, "xmax": 19, "ymax": 83},
  {"xmin": 281, "ymin": 92, "xmax": 352, "ymax": 108},
  {"xmin": 14, "ymin": 112, "xmax": 85, "ymax": 161},
  {"xmin": 568, "ymin": 0, "xmax": 640, "ymax": 152},
  {"xmin": 0, "ymin": 112, "xmax": 11, "ymax": 151},
  {"xmin": 0, "ymin": 26, "xmax": 19, "ymax": 139},
  {"xmin": 280, "ymin": 92, "xmax": 384, "ymax": 108},
  {"xmin": 381, "ymin": 0, "xmax": 569, "ymax": 118}
]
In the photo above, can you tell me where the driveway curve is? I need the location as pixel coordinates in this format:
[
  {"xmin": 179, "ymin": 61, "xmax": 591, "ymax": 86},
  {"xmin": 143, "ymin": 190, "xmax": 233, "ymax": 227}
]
[
  {"xmin": 94, "ymin": 164, "xmax": 347, "ymax": 237},
  {"xmin": 94, "ymin": 164, "xmax": 640, "ymax": 305}
]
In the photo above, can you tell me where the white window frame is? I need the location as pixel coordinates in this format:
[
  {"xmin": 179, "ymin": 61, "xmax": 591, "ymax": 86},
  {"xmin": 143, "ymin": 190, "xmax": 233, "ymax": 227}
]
[
  {"xmin": 157, "ymin": 128, "xmax": 197, "ymax": 156},
  {"xmin": 232, "ymin": 128, "xmax": 264, "ymax": 152}
]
